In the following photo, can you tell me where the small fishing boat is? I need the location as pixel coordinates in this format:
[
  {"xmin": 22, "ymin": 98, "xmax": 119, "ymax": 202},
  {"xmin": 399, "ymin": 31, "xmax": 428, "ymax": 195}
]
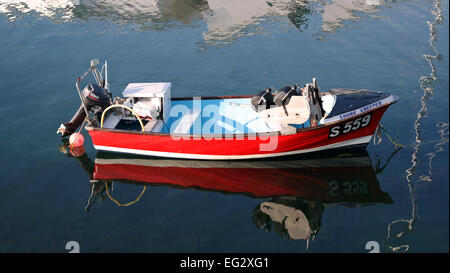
[{"xmin": 57, "ymin": 59, "xmax": 398, "ymax": 160}]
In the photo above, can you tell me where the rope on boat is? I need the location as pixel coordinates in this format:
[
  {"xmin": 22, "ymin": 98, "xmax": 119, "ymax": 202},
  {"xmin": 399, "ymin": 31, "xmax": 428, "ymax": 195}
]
[
  {"xmin": 374, "ymin": 124, "xmax": 405, "ymax": 148},
  {"xmin": 105, "ymin": 182, "xmax": 147, "ymax": 207},
  {"xmin": 100, "ymin": 104, "xmax": 145, "ymax": 132},
  {"xmin": 373, "ymin": 125, "xmax": 383, "ymax": 145},
  {"xmin": 374, "ymin": 124, "xmax": 448, "ymax": 150}
]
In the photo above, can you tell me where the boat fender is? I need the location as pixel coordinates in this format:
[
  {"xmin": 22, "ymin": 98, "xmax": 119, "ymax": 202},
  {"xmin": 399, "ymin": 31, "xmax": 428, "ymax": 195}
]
[{"xmin": 69, "ymin": 132, "xmax": 85, "ymax": 148}]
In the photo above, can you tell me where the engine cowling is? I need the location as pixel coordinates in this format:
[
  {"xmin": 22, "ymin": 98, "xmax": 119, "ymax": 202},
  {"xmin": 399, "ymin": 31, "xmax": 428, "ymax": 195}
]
[{"xmin": 57, "ymin": 84, "xmax": 111, "ymax": 137}]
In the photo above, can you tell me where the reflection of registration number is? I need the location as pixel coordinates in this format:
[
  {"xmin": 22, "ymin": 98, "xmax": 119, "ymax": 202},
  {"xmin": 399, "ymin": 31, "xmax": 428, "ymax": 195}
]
[
  {"xmin": 329, "ymin": 114, "xmax": 372, "ymax": 138},
  {"xmin": 328, "ymin": 180, "xmax": 368, "ymax": 197}
]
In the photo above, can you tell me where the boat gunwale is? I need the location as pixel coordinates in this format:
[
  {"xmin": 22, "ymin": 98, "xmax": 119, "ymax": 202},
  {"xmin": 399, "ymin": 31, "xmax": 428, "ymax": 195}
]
[{"xmin": 85, "ymin": 93, "xmax": 398, "ymax": 138}]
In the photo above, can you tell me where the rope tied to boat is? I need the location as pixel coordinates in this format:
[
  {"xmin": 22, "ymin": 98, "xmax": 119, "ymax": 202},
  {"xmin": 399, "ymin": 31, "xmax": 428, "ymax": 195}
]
[
  {"xmin": 373, "ymin": 124, "xmax": 405, "ymax": 148},
  {"xmin": 105, "ymin": 182, "xmax": 147, "ymax": 207}
]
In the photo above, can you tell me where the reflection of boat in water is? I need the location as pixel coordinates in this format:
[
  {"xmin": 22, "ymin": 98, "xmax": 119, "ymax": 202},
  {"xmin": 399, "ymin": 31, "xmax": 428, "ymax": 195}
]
[
  {"xmin": 93, "ymin": 151, "xmax": 392, "ymax": 203},
  {"xmin": 65, "ymin": 144, "xmax": 393, "ymax": 243}
]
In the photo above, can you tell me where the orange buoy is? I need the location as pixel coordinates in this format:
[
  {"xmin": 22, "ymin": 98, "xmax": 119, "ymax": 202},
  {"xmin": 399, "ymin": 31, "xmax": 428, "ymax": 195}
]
[{"xmin": 69, "ymin": 132, "xmax": 85, "ymax": 148}]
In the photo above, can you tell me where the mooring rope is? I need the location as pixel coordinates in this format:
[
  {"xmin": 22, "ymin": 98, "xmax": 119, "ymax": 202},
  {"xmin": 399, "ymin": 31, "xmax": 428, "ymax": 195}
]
[
  {"xmin": 373, "ymin": 124, "xmax": 405, "ymax": 147},
  {"xmin": 374, "ymin": 123, "xmax": 447, "ymax": 149},
  {"xmin": 377, "ymin": 124, "xmax": 405, "ymax": 148}
]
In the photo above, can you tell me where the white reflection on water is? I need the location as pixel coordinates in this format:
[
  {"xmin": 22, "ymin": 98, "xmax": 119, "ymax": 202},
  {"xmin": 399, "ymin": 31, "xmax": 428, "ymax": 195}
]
[
  {"xmin": 0, "ymin": 0, "xmax": 76, "ymax": 21},
  {"xmin": 320, "ymin": 0, "xmax": 382, "ymax": 32},
  {"xmin": 0, "ymin": 0, "xmax": 207, "ymax": 23},
  {"xmin": 0, "ymin": 0, "xmax": 390, "ymax": 44},
  {"xmin": 201, "ymin": 0, "xmax": 314, "ymax": 45},
  {"xmin": 386, "ymin": 0, "xmax": 448, "ymax": 253}
]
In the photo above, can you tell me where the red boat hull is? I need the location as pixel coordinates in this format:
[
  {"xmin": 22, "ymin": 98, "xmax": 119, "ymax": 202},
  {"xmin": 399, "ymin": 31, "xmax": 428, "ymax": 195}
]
[{"xmin": 87, "ymin": 104, "xmax": 389, "ymax": 160}]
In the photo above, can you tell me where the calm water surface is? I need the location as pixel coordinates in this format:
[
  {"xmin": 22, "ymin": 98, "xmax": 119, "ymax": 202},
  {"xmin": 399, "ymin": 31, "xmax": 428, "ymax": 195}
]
[{"xmin": 0, "ymin": 0, "xmax": 448, "ymax": 253}]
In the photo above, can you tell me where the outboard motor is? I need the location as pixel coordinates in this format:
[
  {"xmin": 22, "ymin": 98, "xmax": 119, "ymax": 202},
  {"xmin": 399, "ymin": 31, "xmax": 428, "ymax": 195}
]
[
  {"xmin": 251, "ymin": 88, "xmax": 274, "ymax": 112},
  {"xmin": 57, "ymin": 83, "xmax": 112, "ymax": 137}
]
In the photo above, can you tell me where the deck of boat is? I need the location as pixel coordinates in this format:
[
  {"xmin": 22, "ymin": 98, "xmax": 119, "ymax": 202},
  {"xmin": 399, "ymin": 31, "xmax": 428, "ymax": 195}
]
[{"xmin": 161, "ymin": 97, "xmax": 310, "ymax": 134}]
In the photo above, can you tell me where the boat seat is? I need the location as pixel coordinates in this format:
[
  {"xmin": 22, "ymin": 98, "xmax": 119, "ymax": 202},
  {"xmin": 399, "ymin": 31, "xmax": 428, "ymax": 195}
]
[
  {"xmin": 273, "ymin": 86, "xmax": 300, "ymax": 107},
  {"xmin": 251, "ymin": 88, "xmax": 275, "ymax": 112},
  {"xmin": 258, "ymin": 96, "xmax": 310, "ymax": 131}
]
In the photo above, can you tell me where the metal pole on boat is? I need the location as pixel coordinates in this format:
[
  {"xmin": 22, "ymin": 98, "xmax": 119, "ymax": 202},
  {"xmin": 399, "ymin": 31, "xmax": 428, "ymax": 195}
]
[
  {"xmin": 312, "ymin": 78, "xmax": 318, "ymax": 90},
  {"xmin": 75, "ymin": 61, "xmax": 97, "ymax": 126},
  {"xmin": 90, "ymin": 59, "xmax": 103, "ymax": 87},
  {"xmin": 105, "ymin": 60, "xmax": 109, "ymax": 91},
  {"xmin": 75, "ymin": 78, "xmax": 93, "ymax": 125}
]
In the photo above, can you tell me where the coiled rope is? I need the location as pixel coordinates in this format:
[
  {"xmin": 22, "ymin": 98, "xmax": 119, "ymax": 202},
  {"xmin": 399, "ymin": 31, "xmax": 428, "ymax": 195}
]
[{"xmin": 100, "ymin": 104, "xmax": 145, "ymax": 132}]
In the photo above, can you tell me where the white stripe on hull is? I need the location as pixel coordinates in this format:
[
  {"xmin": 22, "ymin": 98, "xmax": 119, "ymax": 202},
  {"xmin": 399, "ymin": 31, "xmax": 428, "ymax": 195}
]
[{"xmin": 94, "ymin": 135, "xmax": 373, "ymax": 160}]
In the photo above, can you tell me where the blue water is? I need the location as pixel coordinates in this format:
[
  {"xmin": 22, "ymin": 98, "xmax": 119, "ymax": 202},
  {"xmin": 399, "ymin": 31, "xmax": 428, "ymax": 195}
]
[{"xmin": 0, "ymin": 0, "xmax": 448, "ymax": 253}]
